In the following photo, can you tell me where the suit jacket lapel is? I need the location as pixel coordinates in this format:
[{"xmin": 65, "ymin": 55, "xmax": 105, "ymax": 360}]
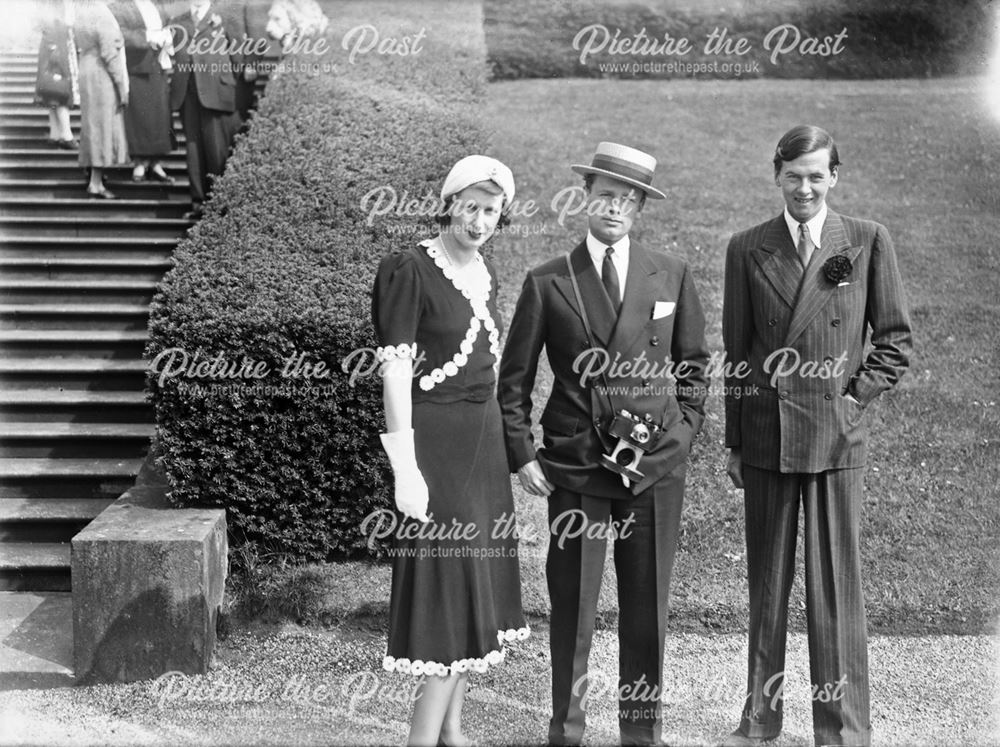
[
  {"xmin": 751, "ymin": 215, "xmax": 801, "ymax": 309},
  {"xmin": 552, "ymin": 241, "xmax": 616, "ymax": 347},
  {"xmin": 783, "ymin": 210, "xmax": 863, "ymax": 346},
  {"xmin": 193, "ymin": 4, "xmax": 213, "ymax": 38},
  {"xmin": 608, "ymin": 242, "xmax": 655, "ymax": 355}
]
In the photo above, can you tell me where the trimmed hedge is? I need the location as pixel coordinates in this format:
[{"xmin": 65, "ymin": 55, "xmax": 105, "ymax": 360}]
[
  {"xmin": 146, "ymin": 2, "xmax": 491, "ymax": 562},
  {"xmin": 484, "ymin": 0, "xmax": 992, "ymax": 80}
]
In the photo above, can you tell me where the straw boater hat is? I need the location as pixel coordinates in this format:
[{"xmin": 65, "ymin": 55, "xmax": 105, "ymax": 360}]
[{"xmin": 570, "ymin": 142, "xmax": 666, "ymax": 200}]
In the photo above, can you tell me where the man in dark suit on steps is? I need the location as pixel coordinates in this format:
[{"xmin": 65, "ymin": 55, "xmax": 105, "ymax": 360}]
[
  {"xmin": 720, "ymin": 125, "xmax": 913, "ymax": 747},
  {"xmin": 499, "ymin": 142, "xmax": 709, "ymax": 745},
  {"xmin": 169, "ymin": 0, "xmax": 246, "ymax": 216}
]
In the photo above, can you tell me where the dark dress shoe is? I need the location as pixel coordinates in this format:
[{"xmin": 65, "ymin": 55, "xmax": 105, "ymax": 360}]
[
  {"xmin": 182, "ymin": 205, "xmax": 203, "ymax": 220},
  {"xmin": 86, "ymin": 185, "xmax": 116, "ymax": 200},
  {"xmin": 55, "ymin": 138, "xmax": 78, "ymax": 150}
]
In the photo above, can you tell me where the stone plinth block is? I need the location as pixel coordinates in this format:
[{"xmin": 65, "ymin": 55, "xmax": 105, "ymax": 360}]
[{"xmin": 71, "ymin": 503, "xmax": 227, "ymax": 684}]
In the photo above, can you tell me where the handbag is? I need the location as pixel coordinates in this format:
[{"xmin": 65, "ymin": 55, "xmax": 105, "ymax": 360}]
[{"xmin": 36, "ymin": 50, "xmax": 71, "ymax": 103}]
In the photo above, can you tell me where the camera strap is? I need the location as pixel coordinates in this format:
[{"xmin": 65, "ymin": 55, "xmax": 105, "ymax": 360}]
[{"xmin": 565, "ymin": 254, "xmax": 618, "ymax": 418}]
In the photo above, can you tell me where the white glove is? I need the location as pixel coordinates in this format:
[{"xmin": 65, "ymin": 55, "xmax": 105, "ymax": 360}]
[{"xmin": 379, "ymin": 429, "xmax": 430, "ymax": 523}]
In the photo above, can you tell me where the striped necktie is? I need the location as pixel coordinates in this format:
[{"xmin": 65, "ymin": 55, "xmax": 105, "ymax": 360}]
[{"xmin": 797, "ymin": 222, "xmax": 815, "ymax": 269}]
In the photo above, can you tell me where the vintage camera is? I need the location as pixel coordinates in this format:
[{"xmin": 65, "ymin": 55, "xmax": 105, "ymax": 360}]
[{"xmin": 600, "ymin": 410, "xmax": 662, "ymax": 484}]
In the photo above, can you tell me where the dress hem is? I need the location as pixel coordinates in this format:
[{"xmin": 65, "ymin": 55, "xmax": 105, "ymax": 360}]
[{"xmin": 383, "ymin": 625, "xmax": 531, "ymax": 677}]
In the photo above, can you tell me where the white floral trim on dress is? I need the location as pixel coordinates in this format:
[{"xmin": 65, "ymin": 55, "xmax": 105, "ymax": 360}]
[
  {"xmin": 375, "ymin": 343, "xmax": 418, "ymax": 362},
  {"xmin": 417, "ymin": 238, "xmax": 501, "ymax": 393},
  {"xmin": 382, "ymin": 625, "xmax": 530, "ymax": 676}
]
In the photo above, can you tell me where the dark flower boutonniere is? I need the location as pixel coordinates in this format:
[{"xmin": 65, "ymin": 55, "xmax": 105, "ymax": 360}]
[{"xmin": 823, "ymin": 254, "xmax": 852, "ymax": 284}]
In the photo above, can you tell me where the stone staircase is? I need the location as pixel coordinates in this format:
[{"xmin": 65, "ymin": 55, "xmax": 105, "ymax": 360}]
[{"xmin": 0, "ymin": 50, "xmax": 194, "ymax": 590}]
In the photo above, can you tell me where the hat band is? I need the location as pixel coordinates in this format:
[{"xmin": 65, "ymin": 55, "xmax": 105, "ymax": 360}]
[{"xmin": 590, "ymin": 153, "xmax": 654, "ymax": 187}]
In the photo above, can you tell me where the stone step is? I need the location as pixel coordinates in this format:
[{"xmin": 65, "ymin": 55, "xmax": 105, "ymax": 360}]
[
  {"xmin": 0, "ymin": 149, "xmax": 186, "ymax": 163},
  {"xmin": 0, "ymin": 355, "xmax": 148, "ymax": 389},
  {"xmin": 0, "ymin": 329, "xmax": 150, "ymax": 359},
  {"xmin": 0, "ymin": 256, "xmax": 171, "ymax": 282},
  {"xmin": 0, "ymin": 196, "xmax": 191, "ymax": 219},
  {"xmin": 0, "ymin": 302, "xmax": 151, "ymax": 331},
  {"xmin": 0, "ymin": 456, "xmax": 144, "ymax": 478},
  {"xmin": 0, "ymin": 422, "xmax": 154, "ymax": 438},
  {"xmin": 0, "ymin": 216, "xmax": 193, "ymax": 238},
  {"xmin": 0, "ymin": 278, "xmax": 159, "ymax": 305},
  {"xmin": 0, "ymin": 132, "xmax": 188, "ymax": 149},
  {"xmin": 0, "ymin": 543, "xmax": 69, "ymax": 568},
  {"xmin": 0, "ymin": 457, "xmax": 141, "ymax": 502},
  {"xmin": 0, "ymin": 421, "xmax": 154, "ymax": 459},
  {"xmin": 0, "ymin": 178, "xmax": 191, "ymax": 200},
  {"xmin": 0, "ymin": 497, "xmax": 113, "ymax": 522},
  {"xmin": 0, "ymin": 542, "xmax": 71, "ymax": 591},
  {"xmin": 0, "ymin": 104, "xmax": 184, "ymax": 121},
  {"xmin": 0, "ymin": 388, "xmax": 150, "ymax": 422},
  {"xmin": 0, "ymin": 388, "xmax": 151, "ymax": 422},
  {"xmin": 0, "ymin": 498, "xmax": 114, "ymax": 543},
  {"xmin": 0, "ymin": 235, "xmax": 177, "ymax": 261}
]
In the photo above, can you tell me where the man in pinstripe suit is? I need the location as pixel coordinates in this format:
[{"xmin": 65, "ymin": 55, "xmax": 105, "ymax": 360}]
[{"xmin": 720, "ymin": 125, "xmax": 912, "ymax": 747}]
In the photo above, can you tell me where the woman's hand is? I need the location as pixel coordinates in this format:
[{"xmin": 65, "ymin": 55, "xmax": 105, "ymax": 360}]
[
  {"xmin": 392, "ymin": 465, "xmax": 430, "ymax": 523},
  {"xmin": 380, "ymin": 428, "xmax": 430, "ymax": 523}
]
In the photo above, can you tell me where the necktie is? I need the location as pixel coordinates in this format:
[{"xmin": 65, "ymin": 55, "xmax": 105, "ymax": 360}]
[
  {"xmin": 797, "ymin": 222, "xmax": 815, "ymax": 269},
  {"xmin": 602, "ymin": 246, "xmax": 621, "ymax": 314}
]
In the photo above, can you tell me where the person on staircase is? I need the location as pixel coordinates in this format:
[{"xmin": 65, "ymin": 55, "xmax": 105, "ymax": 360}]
[
  {"xmin": 34, "ymin": 0, "xmax": 80, "ymax": 150},
  {"xmin": 110, "ymin": 0, "xmax": 175, "ymax": 185},
  {"xmin": 168, "ymin": 0, "xmax": 246, "ymax": 219},
  {"xmin": 74, "ymin": 0, "xmax": 130, "ymax": 199}
]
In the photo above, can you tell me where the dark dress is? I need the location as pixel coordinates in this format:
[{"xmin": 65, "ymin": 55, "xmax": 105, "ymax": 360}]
[
  {"xmin": 34, "ymin": 1, "xmax": 78, "ymax": 109},
  {"xmin": 372, "ymin": 238, "xmax": 528, "ymax": 676},
  {"xmin": 110, "ymin": 0, "xmax": 172, "ymax": 158}
]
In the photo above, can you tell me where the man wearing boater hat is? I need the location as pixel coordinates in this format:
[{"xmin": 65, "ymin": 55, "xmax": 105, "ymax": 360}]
[{"xmin": 498, "ymin": 142, "xmax": 709, "ymax": 745}]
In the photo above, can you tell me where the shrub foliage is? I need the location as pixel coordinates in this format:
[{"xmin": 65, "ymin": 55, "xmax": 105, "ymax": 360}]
[{"xmin": 147, "ymin": 8, "xmax": 490, "ymax": 561}]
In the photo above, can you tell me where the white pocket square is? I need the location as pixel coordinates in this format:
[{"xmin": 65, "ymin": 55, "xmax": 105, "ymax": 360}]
[{"xmin": 652, "ymin": 301, "xmax": 675, "ymax": 319}]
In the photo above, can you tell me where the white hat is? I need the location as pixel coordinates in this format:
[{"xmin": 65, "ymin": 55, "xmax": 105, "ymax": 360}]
[
  {"xmin": 571, "ymin": 142, "xmax": 666, "ymax": 200},
  {"xmin": 440, "ymin": 155, "xmax": 515, "ymax": 206}
]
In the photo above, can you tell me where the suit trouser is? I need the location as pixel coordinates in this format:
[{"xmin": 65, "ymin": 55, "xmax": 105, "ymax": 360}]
[
  {"xmin": 179, "ymin": 77, "xmax": 240, "ymax": 204},
  {"xmin": 546, "ymin": 464, "xmax": 684, "ymax": 745},
  {"xmin": 740, "ymin": 464, "xmax": 872, "ymax": 747}
]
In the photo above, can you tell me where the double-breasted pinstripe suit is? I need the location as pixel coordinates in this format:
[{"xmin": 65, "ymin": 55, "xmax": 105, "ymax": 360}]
[{"xmin": 722, "ymin": 210, "xmax": 912, "ymax": 746}]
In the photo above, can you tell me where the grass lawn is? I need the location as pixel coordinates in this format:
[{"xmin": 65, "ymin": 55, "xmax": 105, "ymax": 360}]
[
  {"xmin": 480, "ymin": 74, "xmax": 1000, "ymax": 635},
  {"xmin": 234, "ymin": 75, "xmax": 1000, "ymax": 637}
]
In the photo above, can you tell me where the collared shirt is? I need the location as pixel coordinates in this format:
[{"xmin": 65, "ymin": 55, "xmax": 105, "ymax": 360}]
[
  {"xmin": 135, "ymin": 0, "xmax": 162, "ymax": 30},
  {"xmin": 191, "ymin": 1, "xmax": 211, "ymax": 23},
  {"xmin": 585, "ymin": 232, "xmax": 629, "ymax": 303},
  {"xmin": 784, "ymin": 204, "xmax": 827, "ymax": 251}
]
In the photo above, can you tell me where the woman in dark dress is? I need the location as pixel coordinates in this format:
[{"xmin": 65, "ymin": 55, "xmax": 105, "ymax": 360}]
[
  {"xmin": 34, "ymin": 0, "xmax": 79, "ymax": 148},
  {"xmin": 110, "ymin": 0, "xmax": 174, "ymax": 183},
  {"xmin": 372, "ymin": 156, "xmax": 528, "ymax": 746}
]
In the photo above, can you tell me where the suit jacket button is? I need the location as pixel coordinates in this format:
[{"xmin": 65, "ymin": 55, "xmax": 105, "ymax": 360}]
[
  {"xmin": 831, "ymin": 319, "xmax": 841, "ymax": 327},
  {"xmin": 779, "ymin": 391, "xmax": 789, "ymax": 400},
  {"xmin": 593, "ymin": 418, "xmax": 601, "ymax": 427},
  {"xmin": 650, "ymin": 336, "xmax": 660, "ymax": 346},
  {"xmin": 824, "ymin": 393, "xmax": 833, "ymax": 400},
  {"xmin": 767, "ymin": 319, "xmax": 777, "ymax": 327}
]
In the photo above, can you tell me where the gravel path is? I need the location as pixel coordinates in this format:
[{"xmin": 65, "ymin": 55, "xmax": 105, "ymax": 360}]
[{"xmin": 1, "ymin": 623, "xmax": 997, "ymax": 746}]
